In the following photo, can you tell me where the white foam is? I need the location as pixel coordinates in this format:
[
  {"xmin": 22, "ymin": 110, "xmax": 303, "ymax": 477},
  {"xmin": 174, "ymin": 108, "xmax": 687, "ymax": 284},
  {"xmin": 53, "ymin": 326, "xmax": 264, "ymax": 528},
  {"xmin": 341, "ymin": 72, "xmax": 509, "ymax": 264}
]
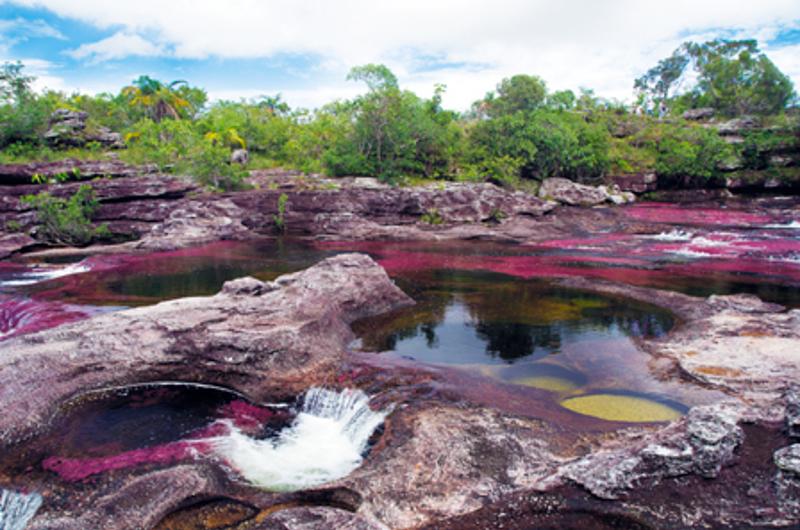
[
  {"xmin": 765, "ymin": 220, "xmax": 800, "ymax": 229},
  {"xmin": 644, "ymin": 230, "xmax": 693, "ymax": 242},
  {"xmin": 0, "ymin": 263, "xmax": 90, "ymax": 287},
  {"xmin": 0, "ymin": 489, "xmax": 42, "ymax": 530},
  {"xmin": 666, "ymin": 248, "xmax": 716, "ymax": 259},
  {"xmin": 210, "ymin": 388, "xmax": 388, "ymax": 491},
  {"xmin": 767, "ymin": 253, "xmax": 800, "ymax": 265}
]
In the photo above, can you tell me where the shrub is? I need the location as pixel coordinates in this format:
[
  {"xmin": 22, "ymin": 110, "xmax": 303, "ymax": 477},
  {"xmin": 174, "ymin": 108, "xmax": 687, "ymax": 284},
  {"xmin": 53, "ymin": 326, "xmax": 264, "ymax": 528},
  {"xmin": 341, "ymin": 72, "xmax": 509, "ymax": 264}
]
[
  {"xmin": 654, "ymin": 124, "xmax": 732, "ymax": 183},
  {"xmin": 467, "ymin": 109, "xmax": 610, "ymax": 183},
  {"xmin": 21, "ymin": 184, "xmax": 109, "ymax": 246},
  {"xmin": 273, "ymin": 193, "xmax": 289, "ymax": 233}
]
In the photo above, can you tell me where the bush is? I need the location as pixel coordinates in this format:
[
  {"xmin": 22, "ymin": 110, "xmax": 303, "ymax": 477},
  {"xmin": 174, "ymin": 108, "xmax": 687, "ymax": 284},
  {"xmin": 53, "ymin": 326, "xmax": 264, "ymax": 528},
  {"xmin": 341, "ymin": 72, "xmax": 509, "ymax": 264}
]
[
  {"xmin": 467, "ymin": 109, "xmax": 610, "ymax": 182},
  {"xmin": 122, "ymin": 118, "xmax": 245, "ymax": 190},
  {"xmin": 21, "ymin": 184, "xmax": 109, "ymax": 246},
  {"xmin": 654, "ymin": 124, "xmax": 732, "ymax": 183}
]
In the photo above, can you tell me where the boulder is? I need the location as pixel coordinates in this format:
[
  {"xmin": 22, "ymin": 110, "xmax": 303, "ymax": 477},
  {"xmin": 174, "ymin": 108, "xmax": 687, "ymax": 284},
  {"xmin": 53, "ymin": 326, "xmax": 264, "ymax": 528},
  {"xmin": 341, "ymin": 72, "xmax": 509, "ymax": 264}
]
[
  {"xmin": 538, "ymin": 178, "xmax": 609, "ymax": 206},
  {"xmin": 716, "ymin": 116, "xmax": 760, "ymax": 135},
  {"xmin": 607, "ymin": 173, "xmax": 657, "ymax": 193},
  {"xmin": 682, "ymin": 107, "xmax": 715, "ymax": 120},
  {"xmin": 231, "ymin": 148, "xmax": 249, "ymax": 165},
  {"xmin": 44, "ymin": 109, "xmax": 124, "ymax": 149}
]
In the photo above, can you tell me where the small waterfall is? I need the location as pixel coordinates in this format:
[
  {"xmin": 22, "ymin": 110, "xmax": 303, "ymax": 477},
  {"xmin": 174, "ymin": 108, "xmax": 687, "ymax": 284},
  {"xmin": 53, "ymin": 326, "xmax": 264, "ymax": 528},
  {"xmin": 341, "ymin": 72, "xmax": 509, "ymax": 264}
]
[
  {"xmin": 211, "ymin": 387, "xmax": 388, "ymax": 492},
  {"xmin": 0, "ymin": 489, "xmax": 42, "ymax": 530},
  {"xmin": 0, "ymin": 262, "xmax": 90, "ymax": 288}
]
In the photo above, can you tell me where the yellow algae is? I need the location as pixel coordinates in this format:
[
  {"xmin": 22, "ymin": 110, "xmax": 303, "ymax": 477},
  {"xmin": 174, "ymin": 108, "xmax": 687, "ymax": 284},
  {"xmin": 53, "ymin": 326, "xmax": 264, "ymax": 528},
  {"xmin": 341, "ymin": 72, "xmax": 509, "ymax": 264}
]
[
  {"xmin": 510, "ymin": 375, "xmax": 578, "ymax": 392},
  {"xmin": 560, "ymin": 394, "xmax": 683, "ymax": 423}
]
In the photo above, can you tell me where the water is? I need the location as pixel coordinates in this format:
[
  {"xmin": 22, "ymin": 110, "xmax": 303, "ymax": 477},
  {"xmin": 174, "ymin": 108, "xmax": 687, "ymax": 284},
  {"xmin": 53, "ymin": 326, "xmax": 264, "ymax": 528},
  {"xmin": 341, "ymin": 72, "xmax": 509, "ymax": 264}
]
[
  {"xmin": 0, "ymin": 489, "xmax": 42, "ymax": 530},
  {"xmin": 354, "ymin": 270, "xmax": 672, "ymax": 367},
  {"xmin": 0, "ymin": 262, "xmax": 90, "ymax": 288},
  {"xmin": 210, "ymin": 387, "xmax": 387, "ymax": 491}
]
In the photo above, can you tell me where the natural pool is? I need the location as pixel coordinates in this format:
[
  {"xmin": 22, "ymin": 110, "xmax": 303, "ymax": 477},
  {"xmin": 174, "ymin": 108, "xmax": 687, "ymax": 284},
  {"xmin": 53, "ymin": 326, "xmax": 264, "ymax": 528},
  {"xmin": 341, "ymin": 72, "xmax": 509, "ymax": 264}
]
[
  {"xmin": 0, "ymin": 216, "xmax": 796, "ymax": 509},
  {"xmin": 0, "ymin": 236, "xmax": 759, "ymax": 425}
]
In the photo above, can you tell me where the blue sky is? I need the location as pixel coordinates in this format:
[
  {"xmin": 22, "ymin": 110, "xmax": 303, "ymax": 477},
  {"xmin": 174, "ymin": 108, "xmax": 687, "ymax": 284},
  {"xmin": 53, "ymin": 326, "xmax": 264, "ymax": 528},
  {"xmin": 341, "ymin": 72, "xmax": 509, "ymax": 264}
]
[{"xmin": 1, "ymin": 0, "xmax": 799, "ymax": 111}]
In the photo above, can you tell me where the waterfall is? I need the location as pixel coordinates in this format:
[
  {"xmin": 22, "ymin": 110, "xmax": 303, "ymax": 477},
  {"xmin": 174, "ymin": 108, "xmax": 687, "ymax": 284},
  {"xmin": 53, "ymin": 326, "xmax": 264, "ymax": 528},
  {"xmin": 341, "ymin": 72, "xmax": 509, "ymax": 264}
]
[
  {"xmin": 210, "ymin": 387, "xmax": 388, "ymax": 492},
  {"xmin": 0, "ymin": 262, "xmax": 90, "ymax": 288},
  {"xmin": 0, "ymin": 489, "xmax": 42, "ymax": 530}
]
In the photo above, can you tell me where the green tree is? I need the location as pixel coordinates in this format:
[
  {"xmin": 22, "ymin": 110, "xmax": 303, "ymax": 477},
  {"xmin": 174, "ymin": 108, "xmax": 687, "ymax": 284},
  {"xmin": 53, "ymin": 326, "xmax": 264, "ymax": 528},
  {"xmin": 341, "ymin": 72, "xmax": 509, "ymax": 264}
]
[
  {"xmin": 121, "ymin": 75, "xmax": 206, "ymax": 122},
  {"xmin": 333, "ymin": 64, "xmax": 461, "ymax": 181},
  {"xmin": 0, "ymin": 61, "xmax": 54, "ymax": 148},
  {"xmin": 479, "ymin": 74, "xmax": 548, "ymax": 117},
  {"xmin": 635, "ymin": 39, "xmax": 795, "ymax": 116},
  {"xmin": 467, "ymin": 109, "xmax": 610, "ymax": 183}
]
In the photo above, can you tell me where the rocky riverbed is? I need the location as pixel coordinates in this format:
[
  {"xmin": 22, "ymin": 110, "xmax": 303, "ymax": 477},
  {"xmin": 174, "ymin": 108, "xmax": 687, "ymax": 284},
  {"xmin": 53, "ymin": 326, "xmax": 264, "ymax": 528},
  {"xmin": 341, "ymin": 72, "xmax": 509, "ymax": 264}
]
[{"xmin": 0, "ymin": 171, "xmax": 799, "ymax": 529}]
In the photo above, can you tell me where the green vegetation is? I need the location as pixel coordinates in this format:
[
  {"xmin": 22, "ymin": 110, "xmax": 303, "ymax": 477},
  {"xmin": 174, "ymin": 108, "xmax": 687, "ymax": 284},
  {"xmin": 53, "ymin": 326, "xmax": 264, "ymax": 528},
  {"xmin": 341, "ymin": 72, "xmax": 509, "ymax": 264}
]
[
  {"xmin": 273, "ymin": 193, "xmax": 289, "ymax": 233},
  {"xmin": 21, "ymin": 184, "xmax": 110, "ymax": 246},
  {"xmin": 635, "ymin": 39, "xmax": 795, "ymax": 117},
  {"xmin": 1, "ymin": 37, "xmax": 797, "ymax": 190}
]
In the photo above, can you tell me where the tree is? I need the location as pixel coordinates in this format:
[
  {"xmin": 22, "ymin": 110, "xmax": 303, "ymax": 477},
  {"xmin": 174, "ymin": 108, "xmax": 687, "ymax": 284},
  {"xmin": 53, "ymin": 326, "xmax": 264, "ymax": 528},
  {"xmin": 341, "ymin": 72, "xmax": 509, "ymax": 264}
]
[
  {"xmin": 635, "ymin": 39, "xmax": 795, "ymax": 116},
  {"xmin": 327, "ymin": 64, "xmax": 461, "ymax": 181},
  {"xmin": 121, "ymin": 75, "xmax": 205, "ymax": 122},
  {"xmin": 0, "ymin": 62, "xmax": 34, "ymax": 103},
  {"xmin": 0, "ymin": 62, "xmax": 53, "ymax": 148},
  {"xmin": 479, "ymin": 75, "xmax": 548, "ymax": 118}
]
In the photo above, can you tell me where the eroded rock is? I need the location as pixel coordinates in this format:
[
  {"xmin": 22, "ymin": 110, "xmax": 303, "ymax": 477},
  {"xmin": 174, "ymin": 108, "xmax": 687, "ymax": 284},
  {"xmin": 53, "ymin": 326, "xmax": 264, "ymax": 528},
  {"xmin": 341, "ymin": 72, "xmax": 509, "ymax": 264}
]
[{"xmin": 0, "ymin": 253, "xmax": 413, "ymax": 445}]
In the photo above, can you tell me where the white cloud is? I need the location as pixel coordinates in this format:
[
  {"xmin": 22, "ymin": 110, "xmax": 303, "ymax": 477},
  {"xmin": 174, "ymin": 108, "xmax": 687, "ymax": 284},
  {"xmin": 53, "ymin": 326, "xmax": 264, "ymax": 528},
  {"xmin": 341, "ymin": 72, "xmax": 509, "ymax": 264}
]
[
  {"xmin": 8, "ymin": 0, "xmax": 800, "ymax": 109},
  {"xmin": 66, "ymin": 31, "xmax": 165, "ymax": 62},
  {"xmin": 0, "ymin": 16, "xmax": 65, "ymax": 55}
]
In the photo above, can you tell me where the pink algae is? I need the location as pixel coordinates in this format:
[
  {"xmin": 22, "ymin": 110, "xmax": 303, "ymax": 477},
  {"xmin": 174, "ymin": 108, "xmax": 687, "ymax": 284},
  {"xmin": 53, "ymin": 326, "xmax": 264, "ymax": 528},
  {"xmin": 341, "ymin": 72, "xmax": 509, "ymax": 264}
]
[
  {"xmin": 42, "ymin": 399, "xmax": 273, "ymax": 482},
  {"xmin": 623, "ymin": 203, "xmax": 774, "ymax": 226},
  {"xmin": 0, "ymin": 296, "xmax": 95, "ymax": 340}
]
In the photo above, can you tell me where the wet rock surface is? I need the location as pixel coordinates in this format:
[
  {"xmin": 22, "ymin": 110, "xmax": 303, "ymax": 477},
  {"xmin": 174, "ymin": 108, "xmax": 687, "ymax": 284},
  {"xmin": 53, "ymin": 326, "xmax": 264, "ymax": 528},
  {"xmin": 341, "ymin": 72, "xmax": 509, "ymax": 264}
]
[
  {"xmin": 0, "ymin": 253, "xmax": 412, "ymax": 445},
  {"xmin": 0, "ymin": 173, "xmax": 799, "ymax": 528}
]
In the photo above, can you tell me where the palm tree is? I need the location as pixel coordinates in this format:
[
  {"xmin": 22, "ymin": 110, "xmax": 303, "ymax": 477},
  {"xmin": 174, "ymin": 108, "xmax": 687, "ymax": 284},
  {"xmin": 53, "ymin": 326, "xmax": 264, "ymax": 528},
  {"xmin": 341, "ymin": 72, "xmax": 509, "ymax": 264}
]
[{"xmin": 121, "ymin": 75, "xmax": 191, "ymax": 122}]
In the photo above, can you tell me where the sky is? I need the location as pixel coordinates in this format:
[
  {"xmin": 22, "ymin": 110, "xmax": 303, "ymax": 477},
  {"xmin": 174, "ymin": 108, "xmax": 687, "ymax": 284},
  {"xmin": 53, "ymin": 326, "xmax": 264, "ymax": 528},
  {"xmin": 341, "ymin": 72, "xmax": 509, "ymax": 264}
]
[{"xmin": 1, "ymin": 0, "xmax": 799, "ymax": 111}]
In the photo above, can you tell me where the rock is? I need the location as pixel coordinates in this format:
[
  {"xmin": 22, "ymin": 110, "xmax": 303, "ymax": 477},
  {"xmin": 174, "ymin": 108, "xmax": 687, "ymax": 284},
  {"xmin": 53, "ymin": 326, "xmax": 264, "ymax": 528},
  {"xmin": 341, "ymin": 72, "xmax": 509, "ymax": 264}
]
[
  {"xmin": 0, "ymin": 253, "xmax": 414, "ymax": 445},
  {"xmin": 786, "ymin": 386, "xmax": 800, "ymax": 438},
  {"xmin": 560, "ymin": 402, "xmax": 744, "ymax": 499},
  {"xmin": 775, "ymin": 445, "xmax": 800, "ymax": 477},
  {"xmin": 538, "ymin": 178, "xmax": 608, "ymax": 206},
  {"xmin": 683, "ymin": 107, "xmax": 715, "ymax": 120},
  {"xmin": 220, "ymin": 276, "xmax": 276, "ymax": 296},
  {"xmin": 607, "ymin": 173, "xmax": 657, "ymax": 193},
  {"xmin": 0, "ymin": 159, "xmax": 158, "ymax": 186},
  {"xmin": 134, "ymin": 198, "xmax": 251, "ymax": 250},
  {"xmin": 775, "ymin": 444, "xmax": 800, "ymax": 522},
  {"xmin": 44, "ymin": 109, "xmax": 124, "ymax": 149},
  {"xmin": 706, "ymin": 293, "xmax": 785, "ymax": 314},
  {"xmin": 345, "ymin": 405, "xmax": 562, "ymax": 528},
  {"xmin": 254, "ymin": 507, "xmax": 383, "ymax": 530},
  {"xmin": 716, "ymin": 116, "xmax": 760, "ymax": 135},
  {"xmin": 769, "ymin": 155, "xmax": 796, "ymax": 167},
  {"xmin": 28, "ymin": 465, "xmax": 222, "ymax": 530},
  {"xmin": 717, "ymin": 154, "xmax": 744, "ymax": 172},
  {"xmin": 231, "ymin": 148, "xmax": 249, "ymax": 165}
]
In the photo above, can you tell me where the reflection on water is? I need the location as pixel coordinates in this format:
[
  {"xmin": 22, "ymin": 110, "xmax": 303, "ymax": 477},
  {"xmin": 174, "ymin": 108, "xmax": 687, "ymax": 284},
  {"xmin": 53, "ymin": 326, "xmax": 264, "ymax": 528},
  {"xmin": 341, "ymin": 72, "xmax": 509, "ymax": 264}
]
[{"xmin": 354, "ymin": 269, "xmax": 673, "ymax": 366}]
